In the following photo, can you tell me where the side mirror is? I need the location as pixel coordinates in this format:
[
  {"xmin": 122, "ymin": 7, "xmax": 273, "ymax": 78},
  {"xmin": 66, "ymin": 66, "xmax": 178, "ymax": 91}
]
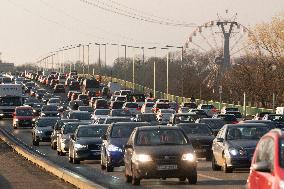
[
  {"xmin": 124, "ymin": 144, "xmax": 133, "ymax": 149},
  {"xmin": 216, "ymin": 138, "xmax": 224, "ymax": 143},
  {"xmin": 252, "ymin": 161, "xmax": 271, "ymax": 172}
]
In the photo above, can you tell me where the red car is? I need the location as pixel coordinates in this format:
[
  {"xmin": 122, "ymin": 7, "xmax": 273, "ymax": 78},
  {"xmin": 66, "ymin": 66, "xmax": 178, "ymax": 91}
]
[
  {"xmin": 13, "ymin": 106, "xmax": 35, "ymax": 129},
  {"xmin": 247, "ymin": 129, "xmax": 284, "ymax": 189}
]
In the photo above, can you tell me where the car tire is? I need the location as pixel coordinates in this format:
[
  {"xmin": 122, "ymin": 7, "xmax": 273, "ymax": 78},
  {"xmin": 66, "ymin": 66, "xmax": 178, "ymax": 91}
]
[
  {"xmin": 131, "ymin": 176, "xmax": 140, "ymax": 186},
  {"xmin": 13, "ymin": 124, "xmax": 17, "ymax": 129},
  {"xmin": 106, "ymin": 163, "xmax": 114, "ymax": 172},
  {"xmin": 223, "ymin": 160, "xmax": 233, "ymax": 173},
  {"xmin": 212, "ymin": 155, "xmax": 221, "ymax": 171},
  {"xmin": 125, "ymin": 174, "xmax": 132, "ymax": 183},
  {"xmin": 73, "ymin": 158, "xmax": 80, "ymax": 164},
  {"xmin": 32, "ymin": 138, "xmax": 39, "ymax": 146},
  {"xmin": 187, "ymin": 167, "xmax": 197, "ymax": 185},
  {"xmin": 206, "ymin": 151, "xmax": 212, "ymax": 161},
  {"xmin": 179, "ymin": 177, "xmax": 186, "ymax": 182},
  {"xmin": 68, "ymin": 150, "xmax": 73, "ymax": 163}
]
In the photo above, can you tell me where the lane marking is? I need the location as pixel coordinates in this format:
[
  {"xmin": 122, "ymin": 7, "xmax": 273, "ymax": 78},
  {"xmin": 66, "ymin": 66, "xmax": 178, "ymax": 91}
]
[{"xmin": 198, "ymin": 173, "xmax": 223, "ymax": 181}]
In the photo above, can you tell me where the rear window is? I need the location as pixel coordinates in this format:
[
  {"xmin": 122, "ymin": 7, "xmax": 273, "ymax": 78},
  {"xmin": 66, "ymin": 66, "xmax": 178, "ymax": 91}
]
[
  {"xmin": 201, "ymin": 119, "xmax": 226, "ymax": 130},
  {"xmin": 111, "ymin": 125, "xmax": 137, "ymax": 138},
  {"xmin": 226, "ymin": 108, "xmax": 239, "ymax": 112},
  {"xmin": 146, "ymin": 103, "xmax": 154, "ymax": 107},
  {"xmin": 77, "ymin": 126, "xmax": 107, "ymax": 138},
  {"xmin": 125, "ymin": 103, "xmax": 138, "ymax": 108},
  {"xmin": 156, "ymin": 103, "xmax": 170, "ymax": 109},
  {"xmin": 201, "ymin": 105, "xmax": 215, "ymax": 109}
]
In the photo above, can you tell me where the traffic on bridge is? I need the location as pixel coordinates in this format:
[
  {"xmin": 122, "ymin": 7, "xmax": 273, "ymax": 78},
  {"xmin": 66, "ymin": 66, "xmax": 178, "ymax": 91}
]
[{"xmin": 1, "ymin": 0, "xmax": 284, "ymax": 189}]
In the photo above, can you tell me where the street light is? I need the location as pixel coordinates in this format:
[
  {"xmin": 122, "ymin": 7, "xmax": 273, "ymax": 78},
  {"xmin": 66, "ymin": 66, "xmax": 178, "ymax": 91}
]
[
  {"xmin": 161, "ymin": 47, "xmax": 169, "ymax": 99},
  {"xmin": 176, "ymin": 46, "xmax": 184, "ymax": 98},
  {"xmin": 121, "ymin": 44, "xmax": 127, "ymax": 89},
  {"xmin": 148, "ymin": 47, "xmax": 157, "ymax": 98},
  {"xmin": 95, "ymin": 43, "xmax": 101, "ymax": 75}
]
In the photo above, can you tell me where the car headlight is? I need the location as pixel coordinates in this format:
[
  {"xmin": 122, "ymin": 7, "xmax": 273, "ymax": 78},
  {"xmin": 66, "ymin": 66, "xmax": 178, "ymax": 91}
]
[
  {"xmin": 133, "ymin": 153, "xmax": 152, "ymax": 162},
  {"xmin": 33, "ymin": 110, "xmax": 37, "ymax": 113},
  {"xmin": 74, "ymin": 143, "xmax": 88, "ymax": 149},
  {"xmin": 107, "ymin": 144, "xmax": 122, "ymax": 152},
  {"xmin": 15, "ymin": 118, "xmax": 19, "ymax": 122},
  {"xmin": 32, "ymin": 118, "xmax": 36, "ymax": 122},
  {"xmin": 37, "ymin": 130, "xmax": 43, "ymax": 134},
  {"xmin": 228, "ymin": 147, "xmax": 246, "ymax": 156},
  {"xmin": 181, "ymin": 153, "xmax": 196, "ymax": 161},
  {"xmin": 280, "ymin": 180, "xmax": 284, "ymax": 189}
]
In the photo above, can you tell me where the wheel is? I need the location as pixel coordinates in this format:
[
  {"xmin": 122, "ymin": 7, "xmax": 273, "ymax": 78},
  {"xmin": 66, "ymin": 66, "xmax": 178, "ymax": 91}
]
[
  {"xmin": 206, "ymin": 151, "xmax": 212, "ymax": 161},
  {"xmin": 125, "ymin": 174, "xmax": 132, "ymax": 183},
  {"xmin": 32, "ymin": 138, "xmax": 39, "ymax": 146},
  {"xmin": 72, "ymin": 151, "xmax": 80, "ymax": 164},
  {"xmin": 106, "ymin": 163, "xmax": 114, "ymax": 172},
  {"xmin": 68, "ymin": 150, "xmax": 73, "ymax": 163},
  {"xmin": 179, "ymin": 177, "xmax": 186, "ymax": 182},
  {"xmin": 223, "ymin": 160, "xmax": 233, "ymax": 173},
  {"xmin": 187, "ymin": 167, "xmax": 197, "ymax": 184},
  {"xmin": 131, "ymin": 176, "xmax": 140, "ymax": 185},
  {"xmin": 13, "ymin": 124, "xmax": 17, "ymax": 129},
  {"xmin": 212, "ymin": 155, "xmax": 221, "ymax": 171}
]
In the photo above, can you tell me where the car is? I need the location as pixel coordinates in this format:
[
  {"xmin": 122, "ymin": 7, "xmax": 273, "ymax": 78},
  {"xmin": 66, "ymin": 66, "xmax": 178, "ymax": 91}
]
[
  {"xmin": 188, "ymin": 109, "xmax": 209, "ymax": 118},
  {"xmin": 93, "ymin": 99, "xmax": 108, "ymax": 109},
  {"xmin": 109, "ymin": 101, "xmax": 124, "ymax": 110},
  {"xmin": 68, "ymin": 124, "xmax": 109, "ymax": 164},
  {"xmin": 41, "ymin": 105, "xmax": 60, "ymax": 117},
  {"xmin": 253, "ymin": 112, "xmax": 272, "ymax": 120},
  {"xmin": 181, "ymin": 102, "xmax": 197, "ymax": 109},
  {"xmin": 197, "ymin": 104, "xmax": 218, "ymax": 117},
  {"xmin": 152, "ymin": 102, "xmax": 170, "ymax": 113},
  {"xmin": 47, "ymin": 98, "xmax": 61, "ymax": 106},
  {"xmin": 134, "ymin": 113, "xmax": 158, "ymax": 125},
  {"xmin": 177, "ymin": 123, "xmax": 214, "ymax": 160},
  {"xmin": 50, "ymin": 119, "xmax": 79, "ymax": 150},
  {"xmin": 42, "ymin": 93, "xmax": 53, "ymax": 104},
  {"xmin": 119, "ymin": 90, "xmax": 132, "ymax": 96},
  {"xmin": 196, "ymin": 118, "xmax": 226, "ymax": 134},
  {"xmin": 115, "ymin": 96, "xmax": 127, "ymax": 102},
  {"xmin": 53, "ymin": 84, "xmax": 65, "ymax": 93},
  {"xmin": 220, "ymin": 107, "xmax": 240, "ymax": 114},
  {"xmin": 247, "ymin": 129, "xmax": 284, "ymax": 189},
  {"xmin": 169, "ymin": 113, "xmax": 198, "ymax": 125},
  {"xmin": 101, "ymin": 122, "xmax": 150, "ymax": 172},
  {"xmin": 122, "ymin": 102, "xmax": 140, "ymax": 116},
  {"xmin": 32, "ymin": 117, "xmax": 60, "ymax": 146},
  {"xmin": 141, "ymin": 102, "xmax": 154, "ymax": 113},
  {"xmin": 35, "ymin": 88, "xmax": 47, "ymax": 100},
  {"xmin": 124, "ymin": 126, "xmax": 197, "ymax": 185},
  {"xmin": 241, "ymin": 120, "xmax": 276, "ymax": 130},
  {"xmin": 212, "ymin": 114, "xmax": 239, "ymax": 124},
  {"xmin": 89, "ymin": 97, "xmax": 103, "ymax": 107},
  {"xmin": 57, "ymin": 122, "xmax": 80, "ymax": 156},
  {"xmin": 67, "ymin": 91, "xmax": 78, "ymax": 101},
  {"xmin": 91, "ymin": 109, "xmax": 110, "ymax": 122},
  {"xmin": 68, "ymin": 111, "xmax": 92, "ymax": 123},
  {"xmin": 156, "ymin": 109, "xmax": 175, "ymax": 123},
  {"xmin": 262, "ymin": 114, "xmax": 284, "ymax": 129},
  {"xmin": 109, "ymin": 109, "xmax": 132, "ymax": 117},
  {"xmin": 69, "ymin": 100, "xmax": 84, "ymax": 110},
  {"xmin": 156, "ymin": 99, "xmax": 170, "ymax": 103},
  {"xmin": 69, "ymin": 80, "xmax": 80, "ymax": 90},
  {"xmin": 77, "ymin": 94, "xmax": 89, "ymax": 106},
  {"xmin": 78, "ymin": 106, "xmax": 94, "ymax": 113},
  {"xmin": 168, "ymin": 102, "xmax": 179, "ymax": 112},
  {"xmin": 13, "ymin": 106, "xmax": 35, "ymax": 129},
  {"xmin": 211, "ymin": 123, "xmax": 270, "ymax": 173},
  {"xmin": 71, "ymin": 91, "xmax": 82, "ymax": 101}
]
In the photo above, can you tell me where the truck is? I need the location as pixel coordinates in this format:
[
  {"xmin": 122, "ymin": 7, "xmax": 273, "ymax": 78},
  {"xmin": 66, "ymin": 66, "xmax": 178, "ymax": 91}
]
[{"xmin": 0, "ymin": 84, "xmax": 23, "ymax": 118}]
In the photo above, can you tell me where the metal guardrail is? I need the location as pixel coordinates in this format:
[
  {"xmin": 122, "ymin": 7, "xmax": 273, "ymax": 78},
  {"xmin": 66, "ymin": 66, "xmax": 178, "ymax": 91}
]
[{"xmin": 79, "ymin": 74, "xmax": 273, "ymax": 116}]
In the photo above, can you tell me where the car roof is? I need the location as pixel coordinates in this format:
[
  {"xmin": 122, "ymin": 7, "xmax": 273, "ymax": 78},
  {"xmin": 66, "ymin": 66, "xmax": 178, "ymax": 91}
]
[
  {"xmin": 226, "ymin": 123, "xmax": 268, "ymax": 127},
  {"xmin": 112, "ymin": 122, "xmax": 149, "ymax": 126},
  {"xmin": 137, "ymin": 126, "xmax": 182, "ymax": 130},
  {"xmin": 16, "ymin": 106, "xmax": 33, "ymax": 109}
]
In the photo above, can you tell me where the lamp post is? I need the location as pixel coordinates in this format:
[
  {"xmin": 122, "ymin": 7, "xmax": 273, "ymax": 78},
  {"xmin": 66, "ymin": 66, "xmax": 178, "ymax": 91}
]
[
  {"xmin": 148, "ymin": 47, "xmax": 157, "ymax": 98},
  {"xmin": 95, "ymin": 43, "xmax": 101, "ymax": 75},
  {"xmin": 177, "ymin": 46, "xmax": 184, "ymax": 98},
  {"xmin": 121, "ymin": 45, "xmax": 127, "ymax": 89},
  {"xmin": 161, "ymin": 47, "xmax": 170, "ymax": 99},
  {"xmin": 111, "ymin": 43, "xmax": 119, "ymax": 82},
  {"xmin": 76, "ymin": 44, "xmax": 81, "ymax": 71},
  {"xmin": 86, "ymin": 43, "xmax": 91, "ymax": 75}
]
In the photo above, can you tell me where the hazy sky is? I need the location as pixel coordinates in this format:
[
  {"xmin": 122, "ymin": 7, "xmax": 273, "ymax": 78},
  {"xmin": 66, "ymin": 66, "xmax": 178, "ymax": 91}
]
[{"xmin": 0, "ymin": 0, "xmax": 283, "ymax": 65}]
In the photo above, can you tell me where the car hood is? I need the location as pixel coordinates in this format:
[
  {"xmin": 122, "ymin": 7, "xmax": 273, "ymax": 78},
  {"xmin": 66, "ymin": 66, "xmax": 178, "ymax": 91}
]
[
  {"xmin": 187, "ymin": 135, "xmax": 215, "ymax": 141},
  {"xmin": 37, "ymin": 126, "xmax": 53, "ymax": 132},
  {"xmin": 15, "ymin": 116, "xmax": 33, "ymax": 120},
  {"xmin": 76, "ymin": 137, "xmax": 102, "ymax": 145},
  {"xmin": 109, "ymin": 138, "xmax": 129, "ymax": 148},
  {"xmin": 134, "ymin": 145, "xmax": 194, "ymax": 156},
  {"xmin": 226, "ymin": 140, "xmax": 258, "ymax": 149}
]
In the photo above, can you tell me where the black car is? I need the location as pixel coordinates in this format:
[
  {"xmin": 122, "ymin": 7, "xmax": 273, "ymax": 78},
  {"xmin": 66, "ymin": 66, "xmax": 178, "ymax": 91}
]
[
  {"xmin": 262, "ymin": 114, "xmax": 284, "ymax": 129},
  {"xmin": 54, "ymin": 84, "xmax": 65, "ymax": 93},
  {"xmin": 213, "ymin": 114, "xmax": 238, "ymax": 124},
  {"xmin": 211, "ymin": 123, "xmax": 270, "ymax": 173},
  {"xmin": 124, "ymin": 126, "xmax": 197, "ymax": 185},
  {"xmin": 109, "ymin": 109, "xmax": 132, "ymax": 117},
  {"xmin": 241, "ymin": 120, "xmax": 276, "ymax": 130},
  {"xmin": 177, "ymin": 123, "xmax": 214, "ymax": 160},
  {"xmin": 68, "ymin": 124, "xmax": 108, "ymax": 164},
  {"xmin": 134, "ymin": 113, "xmax": 158, "ymax": 125},
  {"xmin": 196, "ymin": 118, "xmax": 226, "ymax": 134}
]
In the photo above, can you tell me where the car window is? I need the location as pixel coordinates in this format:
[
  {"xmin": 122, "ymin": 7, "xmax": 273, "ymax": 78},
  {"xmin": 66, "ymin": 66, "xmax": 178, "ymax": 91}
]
[
  {"xmin": 16, "ymin": 109, "xmax": 33, "ymax": 116},
  {"xmin": 37, "ymin": 119, "xmax": 58, "ymax": 127},
  {"xmin": 111, "ymin": 125, "xmax": 137, "ymax": 138},
  {"xmin": 226, "ymin": 126, "xmax": 269, "ymax": 140},
  {"xmin": 77, "ymin": 126, "xmax": 107, "ymax": 137},
  {"xmin": 135, "ymin": 129, "xmax": 188, "ymax": 146},
  {"xmin": 255, "ymin": 137, "xmax": 274, "ymax": 170},
  {"xmin": 180, "ymin": 124, "xmax": 212, "ymax": 136}
]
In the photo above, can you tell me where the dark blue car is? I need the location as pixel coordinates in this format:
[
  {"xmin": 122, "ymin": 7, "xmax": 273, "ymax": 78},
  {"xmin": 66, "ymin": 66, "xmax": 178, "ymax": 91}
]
[{"xmin": 101, "ymin": 122, "xmax": 150, "ymax": 172}]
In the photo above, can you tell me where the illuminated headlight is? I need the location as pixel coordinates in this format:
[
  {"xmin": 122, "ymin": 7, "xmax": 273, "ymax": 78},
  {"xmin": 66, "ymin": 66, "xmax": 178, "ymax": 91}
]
[
  {"xmin": 74, "ymin": 143, "xmax": 88, "ymax": 150},
  {"xmin": 57, "ymin": 113, "xmax": 60, "ymax": 116},
  {"xmin": 37, "ymin": 130, "xmax": 43, "ymax": 134},
  {"xmin": 181, "ymin": 153, "xmax": 196, "ymax": 161},
  {"xmin": 33, "ymin": 110, "xmax": 37, "ymax": 113},
  {"xmin": 228, "ymin": 147, "xmax": 246, "ymax": 156},
  {"xmin": 107, "ymin": 144, "xmax": 122, "ymax": 152},
  {"xmin": 32, "ymin": 118, "xmax": 36, "ymax": 122},
  {"xmin": 15, "ymin": 118, "xmax": 19, "ymax": 122},
  {"xmin": 0, "ymin": 113, "xmax": 4, "ymax": 116},
  {"xmin": 279, "ymin": 180, "xmax": 284, "ymax": 189},
  {"xmin": 133, "ymin": 153, "xmax": 152, "ymax": 162}
]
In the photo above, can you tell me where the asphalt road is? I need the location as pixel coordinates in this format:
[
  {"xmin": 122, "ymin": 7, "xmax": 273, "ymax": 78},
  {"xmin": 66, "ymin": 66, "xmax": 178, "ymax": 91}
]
[{"xmin": 0, "ymin": 119, "xmax": 248, "ymax": 189}]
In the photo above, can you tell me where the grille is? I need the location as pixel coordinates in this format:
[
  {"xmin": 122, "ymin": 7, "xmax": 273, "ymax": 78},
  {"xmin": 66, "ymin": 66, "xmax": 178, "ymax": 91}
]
[
  {"xmin": 44, "ymin": 131, "xmax": 52, "ymax": 136},
  {"xmin": 245, "ymin": 148, "xmax": 255, "ymax": 157},
  {"xmin": 154, "ymin": 155, "xmax": 179, "ymax": 164},
  {"xmin": 88, "ymin": 144, "xmax": 101, "ymax": 150}
]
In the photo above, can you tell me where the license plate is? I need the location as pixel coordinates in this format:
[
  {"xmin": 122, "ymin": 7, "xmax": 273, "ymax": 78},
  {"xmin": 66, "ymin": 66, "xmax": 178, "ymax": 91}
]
[
  {"xmin": 196, "ymin": 149, "xmax": 207, "ymax": 153},
  {"xmin": 157, "ymin": 165, "xmax": 177, "ymax": 170}
]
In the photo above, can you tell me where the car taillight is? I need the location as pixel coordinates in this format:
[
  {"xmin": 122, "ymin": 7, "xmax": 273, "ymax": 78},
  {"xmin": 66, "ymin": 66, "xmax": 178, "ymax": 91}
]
[
  {"xmin": 232, "ymin": 121, "xmax": 239, "ymax": 124},
  {"xmin": 212, "ymin": 108, "xmax": 217, "ymax": 112},
  {"xmin": 137, "ymin": 107, "xmax": 141, "ymax": 110},
  {"xmin": 125, "ymin": 108, "xmax": 129, "ymax": 111}
]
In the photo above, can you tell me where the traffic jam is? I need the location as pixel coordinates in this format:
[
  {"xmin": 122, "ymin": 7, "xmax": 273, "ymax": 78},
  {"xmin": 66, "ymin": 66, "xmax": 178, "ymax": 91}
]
[{"xmin": 0, "ymin": 70, "xmax": 282, "ymax": 188}]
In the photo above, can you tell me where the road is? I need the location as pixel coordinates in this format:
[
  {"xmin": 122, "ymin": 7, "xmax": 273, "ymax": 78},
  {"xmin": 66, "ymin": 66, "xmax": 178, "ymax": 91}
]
[
  {"xmin": 0, "ymin": 119, "xmax": 248, "ymax": 189},
  {"xmin": 0, "ymin": 137, "xmax": 75, "ymax": 189}
]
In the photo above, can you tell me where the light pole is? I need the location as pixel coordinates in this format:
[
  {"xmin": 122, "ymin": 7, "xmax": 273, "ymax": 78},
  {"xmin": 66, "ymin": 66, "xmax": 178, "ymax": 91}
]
[
  {"xmin": 95, "ymin": 43, "xmax": 101, "ymax": 75},
  {"xmin": 177, "ymin": 46, "xmax": 184, "ymax": 98},
  {"xmin": 76, "ymin": 44, "xmax": 81, "ymax": 71},
  {"xmin": 121, "ymin": 44, "xmax": 127, "ymax": 89},
  {"xmin": 101, "ymin": 43, "xmax": 107, "ymax": 71},
  {"xmin": 148, "ymin": 47, "xmax": 157, "ymax": 98},
  {"xmin": 86, "ymin": 43, "xmax": 91, "ymax": 75},
  {"xmin": 82, "ymin": 45, "xmax": 85, "ymax": 75},
  {"xmin": 111, "ymin": 43, "xmax": 119, "ymax": 81},
  {"xmin": 161, "ymin": 47, "xmax": 170, "ymax": 99}
]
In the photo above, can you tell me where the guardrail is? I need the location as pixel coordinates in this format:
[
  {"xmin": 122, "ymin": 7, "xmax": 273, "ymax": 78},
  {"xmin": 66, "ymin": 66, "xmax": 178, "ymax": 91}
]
[{"xmin": 79, "ymin": 74, "xmax": 273, "ymax": 116}]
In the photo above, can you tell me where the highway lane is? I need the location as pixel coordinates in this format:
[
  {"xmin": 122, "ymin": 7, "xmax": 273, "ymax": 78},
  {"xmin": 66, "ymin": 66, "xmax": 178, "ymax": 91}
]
[{"xmin": 0, "ymin": 119, "xmax": 248, "ymax": 189}]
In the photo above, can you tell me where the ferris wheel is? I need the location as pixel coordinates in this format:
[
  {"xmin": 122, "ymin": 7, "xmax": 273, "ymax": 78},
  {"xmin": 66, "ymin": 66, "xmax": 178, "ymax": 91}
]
[{"xmin": 184, "ymin": 12, "xmax": 252, "ymax": 88}]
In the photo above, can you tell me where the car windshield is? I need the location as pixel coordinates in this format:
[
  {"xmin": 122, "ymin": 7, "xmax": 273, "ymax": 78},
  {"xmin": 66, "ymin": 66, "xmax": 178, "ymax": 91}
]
[
  {"xmin": 42, "ymin": 106, "xmax": 58, "ymax": 111},
  {"xmin": 105, "ymin": 117, "xmax": 131, "ymax": 124},
  {"xmin": 269, "ymin": 115, "xmax": 284, "ymax": 122},
  {"xmin": 179, "ymin": 124, "xmax": 212, "ymax": 136},
  {"xmin": 202, "ymin": 119, "xmax": 225, "ymax": 130},
  {"xmin": 116, "ymin": 97, "xmax": 126, "ymax": 101},
  {"xmin": 63, "ymin": 124, "xmax": 79, "ymax": 134},
  {"xmin": 125, "ymin": 103, "xmax": 138, "ymax": 108},
  {"xmin": 160, "ymin": 109, "xmax": 175, "ymax": 114},
  {"xmin": 201, "ymin": 105, "xmax": 214, "ymax": 109},
  {"xmin": 49, "ymin": 99, "xmax": 60, "ymax": 103},
  {"xmin": 226, "ymin": 126, "xmax": 270, "ymax": 140},
  {"xmin": 175, "ymin": 115, "xmax": 196, "ymax": 123},
  {"xmin": 146, "ymin": 103, "xmax": 154, "ymax": 107},
  {"xmin": 79, "ymin": 95, "xmax": 88, "ymax": 100},
  {"xmin": 0, "ymin": 97, "xmax": 22, "ymax": 106},
  {"xmin": 111, "ymin": 125, "xmax": 137, "ymax": 138},
  {"xmin": 140, "ymin": 114, "xmax": 156, "ymax": 122},
  {"xmin": 157, "ymin": 104, "xmax": 169, "ymax": 109},
  {"xmin": 136, "ymin": 129, "xmax": 188, "ymax": 146},
  {"xmin": 69, "ymin": 112, "xmax": 91, "ymax": 120},
  {"xmin": 16, "ymin": 109, "xmax": 33, "ymax": 116},
  {"xmin": 110, "ymin": 109, "xmax": 131, "ymax": 117},
  {"xmin": 77, "ymin": 126, "xmax": 107, "ymax": 137},
  {"xmin": 94, "ymin": 109, "xmax": 110, "ymax": 115},
  {"xmin": 37, "ymin": 119, "xmax": 58, "ymax": 127},
  {"xmin": 219, "ymin": 115, "xmax": 237, "ymax": 121}
]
